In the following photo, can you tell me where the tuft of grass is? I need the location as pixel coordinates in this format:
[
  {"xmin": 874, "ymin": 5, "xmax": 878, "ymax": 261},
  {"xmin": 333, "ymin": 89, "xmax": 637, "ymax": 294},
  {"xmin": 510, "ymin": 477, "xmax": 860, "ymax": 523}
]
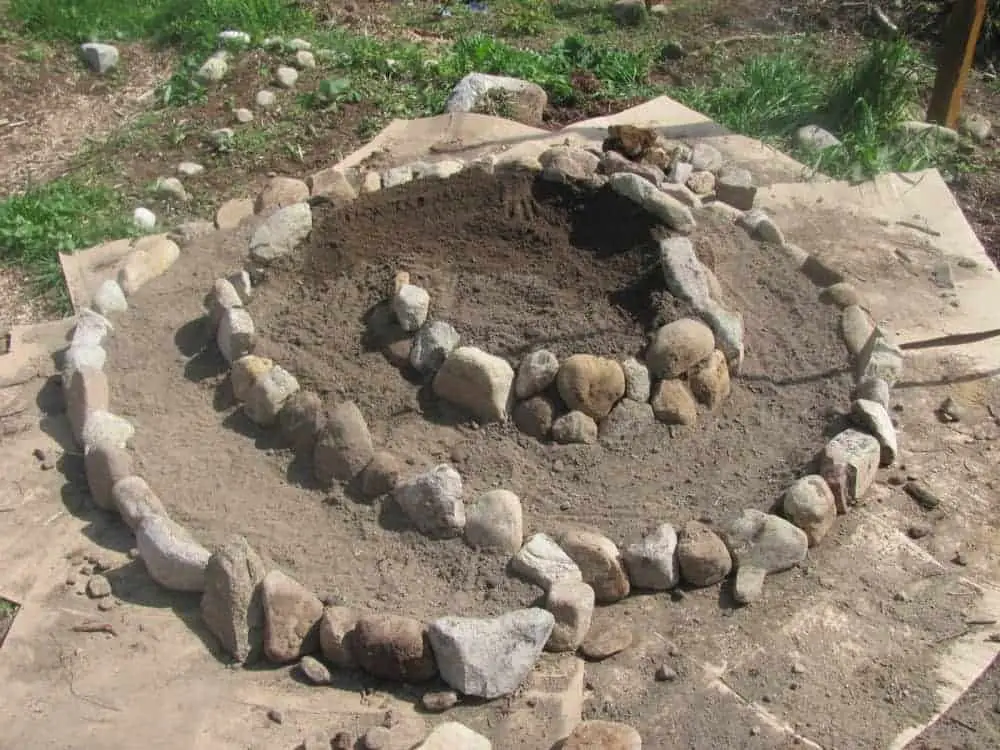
[{"xmin": 0, "ymin": 178, "xmax": 136, "ymax": 305}]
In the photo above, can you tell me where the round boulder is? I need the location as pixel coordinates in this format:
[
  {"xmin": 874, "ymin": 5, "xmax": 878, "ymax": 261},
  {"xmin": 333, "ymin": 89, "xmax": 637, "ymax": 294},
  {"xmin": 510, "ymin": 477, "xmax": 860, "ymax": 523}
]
[
  {"xmin": 646, "ymin": 318, "xmax": 715, "ymax": 378},
  {"xmin": 556, "ymin": 354, "xmax": 626, "ymax": 420}
]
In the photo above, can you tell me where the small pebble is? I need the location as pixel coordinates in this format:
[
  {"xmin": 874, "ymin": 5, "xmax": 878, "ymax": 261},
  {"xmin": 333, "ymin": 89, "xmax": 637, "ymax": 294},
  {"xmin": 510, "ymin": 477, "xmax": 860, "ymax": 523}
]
[
  {"xmin": 361, "ymin": 726, "xmax": 391, "ymax": 750},
  {"xmin": 420, "ymin": 690, "xmax": 459, "ymax": 712},
  {"xmin": 907, "ymin": 523, "xmax": 931, "ymax": 540},
  {"xmin": 791, "ymin": 662, "xmax": 806, "ymax": 675},
  {"xmin": 266, "ymin": 708, "xmax": 284, "ymax": 724},
  {"xmin": 332, "ymin": 733, "xmax": 353, "ymax": 750},
  {"xmin": 952, "ymin": 551, "xmax": 969, "ymax": 566},
  {"xmin": 86, "ymin": 575, "xmax": 112, "ymax": 599},
  {"xmin": 655, "ymin": 664, "xmax": 678, "ymax": 682},
  {"xmin": 904, "ymin": 481, "xmax": 940, "ymax": 510},
  {"xmin": 938, "ymin": 397, "xmax": 963, "ymax": 423},
  {"xmin": 127, "ymin": 548, "xmax": 140, "ymax": 559},
  {"xmin": 97, "ymin": 598, "xmax": 116, "ymax": 611},
  {"xmin": 894, "ymin": 591, "xmax": 910, "ymax": 602}
]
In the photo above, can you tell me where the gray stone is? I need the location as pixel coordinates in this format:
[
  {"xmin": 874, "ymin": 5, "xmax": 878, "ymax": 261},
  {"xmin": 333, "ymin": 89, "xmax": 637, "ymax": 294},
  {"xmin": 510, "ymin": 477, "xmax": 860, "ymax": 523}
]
[
  {"xmin": 80, "ymin": 410, "xmax": 134, "ymax": 451},
  {"xmin": 699, "ymin": 301, "xmax": 745, "ymax": 373},
  {"xmin": 558, "ymin": 530, "xmax": 629, "ymax": 603},
  {"xmin": 782, "ymin": 476, "xmax": 837, "ymax": 547},
  {"xmin": 820, "ymin": 281, "xmax": 862, "ymax": 308},
  {"xmin": 410, "ymin": 321, "xmax": 460, "ymax": 374},
  {"xmin": 63, "ymin": 344, "xmax": 106, "ymax": 388},
  {"xmin": 261, "ymin": 570, "xmax": 323, "ymax": 664},
  {"xmin": 622, "ymin": 523, "xmax": 679, "ymax": 590},
  {"xmin": 669, "ymin": 160, "xmax": 694, "ymax": 185},
  {"xmin": 598, "ymin": 150, "xmax": 664, "ymax": 186},
  {"xmin": 564, "ymin": 721, "xmax": 641, "ymax": 750},
  {"xmin": 234, "ymin": 107, "xmax": 254, "ymax": 124},
  {"xmin": 658, "ymin": 235, "xmax": 713, "ymax": 309},
  {"xmin": 80, "ymin": 43, "xmax": 118, "ymax": 74},
  {"xmin": 685, "ymin": 170, "xmax": 715, "ymax": 196},
  {"xmin": 689, "ymin": 349, "xmax": 731, "ymax": 410},
  {"xmin": 112, "ymin": 476, "xmax": 168, "ymax": 530},
  {"xmin": 609, "ymin": 173, "xmax": 695, "ymax": 233},
  {"xmin": 511, "ymin": 533, "xmax": 582, "ymax": 591},
  {"xmin": 515, "ymin": 349, "xmax": 559, "ymax": 399},
  {"xmin": 854, "ymin": 376, "xmax": 890, "ymax": 411},
  {"xmin": 319, "ymin": 605, "xmax": 358, "ymax": 668},
  {"xmin": 850, "ymin": 398, "xmax": 898, "ymax": 466},
  {"xmin": 739, "ymin": 208, "xmax": 784, "ymax": 245},
  {"xmin": 651, "ymin": 379, "xmax": 698, "ymax": 426},
  {"xmin": 314, "ymin": 401, "xmax": 374, "ymax": 485},
  {"xmin": 691, "ymin": 142, "xmax": 723, "ymax": 172},
  {"xmin": 200, "ymin": 536, "xmax": 267, "ymax": 664},
  {"xmin": 722, "ymin": 509, "xmax": 808, "ymax": 604},
  {"xmin": 428, "ymin": 608, "xmax": 554, "ymax": 699},
  {"xmin": 820, "ymin": 428, "xmax": 882, "ymax": 513},
  {"xmin": 230, "ymin": 355, "xmax": 274, "ymax": 402},
  {"xmin": 298, "ymin": 655, "xmax": 330, "ymax": 685},
  {"xmin": 394, "ymin": 464, "xmax": 466, "ymax": 539},
  {"xmin": 249, "ymin": 202, "xmax": 312, "ymax": 262},
  {"xmin": 294, "ymin": 50, "xmax": 316, "ymax": 69},
  {"xmin": 71, "ymin": 309, "xmax": 113, "ymax": 348},
  {"xmin": 676, "ymin": 520, "xmax": 732, "ymax": 587},
  {"xmin": 464, "ymin": 490, "xmax": 523, "ymax": 554},
  {"xmin": 66, "ymin": 366, "xmax": 109, "ymax": 446},
  {"xmin": 900, "ymin": 120, "xmax": 959, "ymax": 143},
  {"xmin": 840, "ymin": 305, "xmax": 875, "ymax": 359},
  {"xmin": 960, "ymin": 113, "xmax": 992, "ymax": 143},
  {"xmin": 556, "ymin": 354, "xmax": 626, "ymax": 420},
  {"xmin": 86, "ymin": 575, "xmax": 112, "ymax": 598},
  {"xmin": 92, "ymin": 279, "xmax": 128, "ymax": 315},
  {"xmin": 416, "ymin": 723, "xmax": 491, "ymax": 750},
  {"xmin": 361, "ymin": 727, "xmax": 390, "ymax": 749},
  {"xmin": 227, "ymin": 270, "xmax": 253, "ymax": 303},
  {"xmin": 551, "ymin": 411, "xmax": 598, "ymax": 445},
  {"xmin": 715, "ymin": 166, "xmax": 756, "ymax": 210},
  {"xmin": 133, "ymin": 207, "xmax": 156, "ymax": 230},
  {"xmin": 599, "ymin": 399, "xmax": 654, "ymax": 443},
  {"xmin": 620, "ymin": 357, "xmax": 650, "ymax": 402},
  {"xmin": 255, "ymin": 89, "xmax": 277, "ymax": 110},
  {"xmin": 84, "ymin": 441, "xmax": 132, "ymax": 511},
  {"xmin": 795, "ymin": 125, "xmax": 842, "ymax": 151},
  {"xmin": 433, "ymin": 347, "xmax": 514, "ymax": 423},
  {"xmin": 392, "ymin": 284, "xmax": 430, "ymax": 332},
  {"xmin": 544, "ymin": 580, "xmax": 594, "ymax": 652},
  {"xmin": 218, "ymin": 308, "xmax": 256, "ymax": 363},
  {"xmin": 646, "ymin": 318, "xmax": 714, "ymax": 378},
  {"xmin": 244, "ymin": 366, "xmax": 300, "ymax": 426},
  {"xmin": 512, "ymin": 395, "xmax": 554, "ymax": 439},
  {"xmin": 197, "ymin": 52, "xmax": 228, "ymax": 83},
  {"xmin": 539, "ymin": 146, "xmax": 600, "ymax": 184},
  {"xmin": 275, "ymin": 65, "xmax": 299, "ymax": 88},
  {"xmin": 307, "ymin": 167, "xmax": 358, "ymax": 202},
  {"xmin": 206, "ymin": 278, "xmax": 244, "ymax": 331},
  {"xmin": 136, "ymin": 516, "xmax": 211, "ymax": 593},
  {"xmin": 855, "ymin": 329, "xmax": 904, "ymax": 387},
  {"xmin": 352, "ymin": 614, "xmax": 437, "ymax": 682},
  {"xmin": 444, "ymin": 73, "xmax": 547, "ymax": 125}
]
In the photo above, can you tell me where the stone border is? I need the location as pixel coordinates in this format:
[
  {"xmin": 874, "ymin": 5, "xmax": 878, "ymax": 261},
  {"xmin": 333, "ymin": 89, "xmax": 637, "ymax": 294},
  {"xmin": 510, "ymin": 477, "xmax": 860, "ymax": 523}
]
[{"xmin": 60, "ymin": 131, "xmax": 903, "ymax": 748}]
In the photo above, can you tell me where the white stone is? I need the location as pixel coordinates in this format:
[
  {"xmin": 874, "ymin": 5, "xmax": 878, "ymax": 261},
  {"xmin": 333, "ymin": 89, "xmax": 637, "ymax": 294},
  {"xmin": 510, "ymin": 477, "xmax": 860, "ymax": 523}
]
[
  {"xmin": 414, "ymin": 160, "xmax": 465, "ymax": 180},
  {"xmin": 80, "ymin": 43, "xmax": 118, "ymax": 74},
  {"xmin": 219, "ymin": 29, "xmax": 251, "ymax": 45},
  {"xmin": 511, "ymin": 533, "xmax": 582, "ymax": 591},
  {"xmin": 621, "ymin": 357, "xmax": 650, "ymax": 402},
  {"xmin": 545, "ymin": 580, "xmax": 595, "ymax": 652},
  {"xmin": 218, "ymin": 308, "xmax": 256, "ymax": 363},
  {"xmin": 255, "ymin": 90, "xmax": 277, "ymax": 110},
  {"xmin": 394, "ymin": 464, "xmax": 466, "ymax": 539},
  {"xmin": 294, "ymin": 50, "xmax": 316, "ymax": 69},
  {"xmin": 92, "ymin": 279, "xmax": 128, "ymax": 315},
  {"xmin": 433, "ymin": 347, "xmax": 514, "ymax": 423},
  {"xmin": 234, "ymin": 107, "xmax": 254, "ymax": 124},
  {"xmin": 416, "ymin": 722, "xmax": 491, "ymax": 750},
  {"xmin": 177, "ymin": 161, "xmax": 204, "ymax": 177},
  {"xmin": 287, "ymin": 38, "xmax": 312, "ymax": 51},
  {"xmin": 464, "ymin": 490, "xmax": 523, "ymax": 554},
  {"xmin": 782, "ymin": 475, "xmax": 837, "ymax": 547},
  {"xmin": 622, "ymin": 524, "xmax": 679, "ymax": 590},
  {"xmin": 795, "ymin": 125, "xmax": 842, "ymax": 151},
  {"xmin": 71, "ymin": 309, "xmax": 113, "ymax": 348},
  {"xmin": 392, "ymin": 284, "xmax": 430, "ymax": 332},
  {"xmin": 244, "ymin": 366, "xmax": 300, "ymax": 426},
  {"xmin": 133, "ymin": 207, "xmax": 156, "ymax": 230},
  {"xmin": 154, "ymin": 177, "xmax": 189, "ymax": 201},
  {"xmin": 197, "ymin": 53, "xmax": 228, "ymax": 83},
  {"xmin": 80, "ymin": 410, "xmax": 134, "ymax": 451},
  {"xmin": 515, "ymin": 349, "xmax": 559, "ymax": 399},
  {"xmin": 136, "ymin": 515, "xmax": 211, "ymax": 593},
  {"xmin": 275, "ymin": 66, "xmax": 299, "ymax": 89},
  {"xmin": 249, "ymin": 202, "xmax": 312, "ymax": 262},
  {"xmin": 820, "ymin": 428, "xmax": 881, "ymax": 514}
]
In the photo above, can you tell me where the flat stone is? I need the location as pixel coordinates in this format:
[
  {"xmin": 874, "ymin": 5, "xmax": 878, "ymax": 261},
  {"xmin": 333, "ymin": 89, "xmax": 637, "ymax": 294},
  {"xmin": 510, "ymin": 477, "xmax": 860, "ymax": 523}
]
[
  {"xmin": 513, "ymin": 395, "xmax": 555, "ymax": 440},
  {"xmin": 66, "ymin": 366, "xmax": 109, "ymax": 446},
  {"xmin": 658, "ymin": 235, "xmax": 713, "ymax": 309},
  {"xmin": 307, "ymin": 167, "xmax": 358, "ymax": 203},
  {"xmin": 249, "ymin": 202, "xmax": 312, "ymax": 262},
  {"xmin": 112, "ymin": 476, "xmax": 168, "ymax": 530},
  {"xmin": 255, "ymin": 89, "xmax": 277, "ymax": 110},
  {"xmin": 359, "ymin": 450, "xmax": 404, "ymax": 498},
  {"xmin": 782, "ymin": 475, "xmax": 837, "ymax": 547},
  {"xmin": 215, "ymin": 198, "xmax": 255, "ymax": 230},
  {"xmin": 580, "ymin": 621, "xmax": 633, "ymax": 660},
  {"xmin": 84, "ymin": 441, "xmax": 132, "ymax": 511},
  {"xmin": 676, "ymin": 520, "xmax": 731, "ymax": 587},
  {"xmin": 551, "ymin": 411, "xmax": 598, "ymax": 445},
  {"xmin": 177, "ymin": 161, "xmax": 204, "ymax": 177},
  {"xmin": 564, "ymin": 721, "xmax": 642, "ymax": 750},
  {"xmin": 855, "ymin": 329, "xmax": 904, "ymax": 387},
  {"xmin": 298, "ymin": 655, "xmax": 331, "ymax": 685},
  {"xmin": 255, "ymin": 177, "xmax": 310, "ymax": 215},
  {"xmin": 410, "ymin": 321, "xmax": 460, "ymax": 374},
  {"xmin": 394, "ymin": 464, "xmax": 466, "ymax": 539},
  {"xmin": 515, "ymin": 349, "xmax": 559, "ymax": 399},
  {"xmin": 689, "ymin": 349, "xmax": 731, "ymax": 410},
  {"xmin": 244, "ymin": 365, "xmax": 299, "ymax": 426},
  {"xmin": 118, "ymin": 236, "xmax": 180, "ymax": 296},
  {"xmin": 795, "ymin": 125, "xmax": 842, "ymax": 151},
  {"xmin": 609, "ymin": 173, "xmax": 695, "ymax": 233},
  {"xmin": 598, "ymin": 150, "xmax": 664, "ymax": 186},
  {"xmin": 556, "ymin": 354, "xmax": 626, "ymax": 420},
  {"xmin": 854, "ymin": 376, "xmax": 890, "ymax": 411},
  {"xmin": 92, "ymin": 279, "xmax": 128, "ymax": 315},
  {"xmin": 136, "ymin": 516, "xmax": 211, "ymax": 593},
  {"xmin": 622, "ymin": 523, "xmax": 679, "ymax": 590},
  {"xmin": 850, "ymin": 398, "xmax": 898, "ymax": 466},
  {"xmin": 80, "ymin": 410, "xmax": 134, "ymax": 452},
  {"xmin": 444, "ymin": 73, "xmax": 547, "ymax": 125},
  {"xmin": 819, "ymin": 428, "xmax": 881, "ymax": 513},
  {"xmin": 260, "ymin": 570, "xmax": 323, "ymax": 664},
  {"xmin": 539, "ymin": 146, "xmax": 601, "ymax": 184},
  {"xmin": 650, "ymin": 379, "xmax": 697, "ymax": 426},
  {"xmin": 433, "ymin": 346, "xmax": 514, "ymax": 423},
  {"xmin": 314, "ymin": 401, "xmax": 374, "ymax": 485},
  {"xmin": 464, "ymin": 490, "xmax": 523, "ymax": 554},
  {"xmin": 428, "ymin": 609, "xmax": 554, "ymax": 699},
  {"xmin": 715, "ymin": 166, "xmax": 756, "ymax": 210},
  {"xmin": 80, "ymin": 43, "xmax": 118, "ymax": 74},
  {"xmin": 722, "ymin": 509, "xmax": 808, "ymax": 604},
  {"xmin": 511, "ymin": 533, "xmax": 582, "ymax": 591},
  {"xmin": 206, "ymin": 279, "xmax": 245, "ymax": 334},
  {"xmin": 201, "ymin": 536, "xmax": 267, "ymax": 664},
  {"xmin": 352, "ymin": 615, "xmax": 437, "ymax": 682},
  {"xmin": 621, "ymin": 357, "xmax": 650, "ymax": 402},
  {"xmin": 691, "ymin": 142, "xmax": 723, "ymax": 171},
  {"xmin": 227, "ymin": 270, "xmax": 253, "ymax": 303},
  {"xmin": 647, "ymin": 318, "xmax": 714, "ymax": 378},
  {"xmin": 841, "ymin": 305, "xmax": 875, "ymax": 359},
  {"xmin": 319, "ymin": 605, "xmax": 359, "ymax": 668},
  {"xmin": 558, "ymin": 530, "xmax": 629, "ymax": 603},
  {"xmin": 820, "ymin": 281, "xmax": 863, "ymax": 308},
  {"xmin": 392, "ymin": 284, "xmax": 430, "ymax": 332},
  {"xmin": 545, "ymin": 580, "xmax": 595, "ymax": 652},
  {"xmin": 416, "ymin": 722, "xmax": 491, "ymax": 750}
]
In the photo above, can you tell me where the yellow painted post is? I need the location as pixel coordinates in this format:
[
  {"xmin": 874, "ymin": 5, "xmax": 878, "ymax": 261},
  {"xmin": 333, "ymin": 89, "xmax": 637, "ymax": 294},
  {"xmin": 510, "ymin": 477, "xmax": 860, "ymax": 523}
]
[{"xmin": 926, "ymin": 0, "xmax": 987, "ymax": 128}]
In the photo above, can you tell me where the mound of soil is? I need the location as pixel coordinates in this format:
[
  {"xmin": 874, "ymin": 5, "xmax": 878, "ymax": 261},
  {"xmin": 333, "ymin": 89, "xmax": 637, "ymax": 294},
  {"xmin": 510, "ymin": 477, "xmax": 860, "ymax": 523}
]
[{"xmin": 107, "ymin": 168, "xmax": 850, "ymax": 624}]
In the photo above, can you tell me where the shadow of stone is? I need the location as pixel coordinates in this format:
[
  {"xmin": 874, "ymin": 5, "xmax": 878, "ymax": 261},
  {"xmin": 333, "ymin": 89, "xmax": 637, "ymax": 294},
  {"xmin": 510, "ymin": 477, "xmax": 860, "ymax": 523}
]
[
  {"xmin": 221, "ymin": 409, "xmax": 287, "ymax": 453},
  {"xmin": 715, "ymin": 577, "xmax": 743, "ymax": 612},
  {"xmin": 183, "ymin": 345, "xmax": 229, "ymax": 384},
  {"xmin": 286, "ymin": 449, "xmax": 324, "ymax": 491},
  {"xmin": 212, "ymin": 376, "xmax": 237, "ymax": 412},
  {"xmin": 823, "ymin": 411, "xmax": 852, "ymax": 438},
  {"xmin": 414, "ymin": 384, "xmax": 472, "ymax": 429},
  {"xmin": 376, "ymin": 494, "xmax": 413, "ymax": 533},
  {"xmin": 175, "ymin": 317, "xmax": 209, "ymax": 358}
]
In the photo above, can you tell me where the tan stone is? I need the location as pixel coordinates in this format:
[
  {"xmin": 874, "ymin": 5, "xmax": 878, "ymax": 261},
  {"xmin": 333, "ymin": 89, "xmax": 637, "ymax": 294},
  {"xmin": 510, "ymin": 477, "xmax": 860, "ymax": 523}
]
[
  {"xmin": 254, "ymin": 176, "xmax": 309, "ymax": 215},
  {"xmin": 555, "ymin": 355, "xmax": 626, "ymax": 421},
  {"xmin": 215, "ymin": 198, "xmax": 254, "ymax": 230},
  {"xmin": 307, "ymin": 167, "xmax": 357, "ymax": 203},
  {"xmin": 650, "ymin": 379, "xmax": 697, "ymax": 425},
  {"xmin": 689, "ymin": 350, "xmax": 731, "ymax": 410}
]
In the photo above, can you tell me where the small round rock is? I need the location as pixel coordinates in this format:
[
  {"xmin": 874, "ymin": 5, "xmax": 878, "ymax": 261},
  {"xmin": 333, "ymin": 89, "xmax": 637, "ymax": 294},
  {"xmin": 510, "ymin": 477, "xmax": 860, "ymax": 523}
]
[
  {"xmin": 580, "ymin": 621, "xmax": 633, "ymax": 660},
  {"xmin": 361, "ymin": 726, "xmax": 391, "ymax": 750},
  {"xmin": 564, "ymin": 720, "xmax": 642, "ymax": 750},
  {"xmin": 298, "ymin": 655, "xmax": 331, "ymax": 685},
  {"xmin": 655, "ymin": 664, "xmax": 678, "ymax": 682},
  {"xmin": 420, "ymin": 690, "xmax": 459, "ymax": 712}
]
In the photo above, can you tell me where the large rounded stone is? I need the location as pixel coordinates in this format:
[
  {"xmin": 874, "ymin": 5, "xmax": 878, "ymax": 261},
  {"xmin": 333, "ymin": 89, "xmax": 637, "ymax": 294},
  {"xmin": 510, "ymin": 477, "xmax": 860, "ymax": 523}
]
[
  {"xmin": 646, "ymin": 318, "xmax": 715, "ymax": 377},
  {"xmin": 84, "ymin": 442, "xmax": 132, "ymax": 511},
  {"xmin": 464, "ymin": 489, "xmax": 523, "ymax": 554},
  {"xmin": 136, "ymin": 516, "xmax": 211, "ymax": 593},
  {"xmin": 556, "ymin": 354, "xmax": 626, "ymax": 420},
  {"xmin": 782, "ymin": 475, "xmax": 837, "ymax": 547},
  {"xmin": 112, "ymin": 476, "xmax": 168, "ymax": 530},
  {"xmin": 277, "ymin": 390, "xmax": 325, "ymax": 452},
  {"xmin": 313, "ymin": 401, "xmax": 374, "ymax": 486},
  {"xmin": 689, "ymin": 349, "xmax": 731, "ymax": 409},
  {"xmin": 433, "ymin": 346, "xmax": 514, "ymax": 423},
  {"xmin": 676, "ymin": 521, "xmax": 731, "ymax": 587},
  {"xmin": 260, "ymin": 570, "xmax": 323, "ymax": 664},
  {"xmin": 622, "ymin": 523, "xmax": 679, "ymax": 591},
  {"xmin": 352, "ymin": 615, "xmax": 438, "ymax": 682},
  {"xmin": 558, "ymin": 530, "xmax": 630, "ymax": 603},
  {"xmin": 319, "ymin": 605, "xmax": 359, "ymax": 668},
  {"xmin": 200, "ymin": 536, "xmax": 267, "ymax": 664},
  {"xmin": 545, "ymin": 580, "xmax": 595, "ymax": 652},
  {"xmin": 564, "ymin": 721, "xmax": 642, "ymax": 750},
  {"xmin": 650, "ymin": 379, "xmax": 698, "ymax": 425},
  {"xmin": 722, "ymin": 509, "xmax": 808, "ymax": 604}
]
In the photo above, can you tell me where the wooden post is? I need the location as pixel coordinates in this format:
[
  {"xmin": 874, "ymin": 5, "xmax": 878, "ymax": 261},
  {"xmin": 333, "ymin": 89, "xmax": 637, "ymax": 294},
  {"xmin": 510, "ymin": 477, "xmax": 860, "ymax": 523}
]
[{"xmin": 926, "ymin": 0, "xmax": 987, "ymax": 128}]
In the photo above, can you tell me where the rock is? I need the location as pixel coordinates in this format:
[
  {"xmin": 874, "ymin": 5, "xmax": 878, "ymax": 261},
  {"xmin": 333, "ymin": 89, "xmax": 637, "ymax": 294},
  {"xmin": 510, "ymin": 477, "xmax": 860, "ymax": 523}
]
[
  {"xmin": 394, "ymin": 464, "xmax": 465, "ymax": 539},
  {"xmin": 260, "ymin": 570, "xmax": 323, "ymax": 664},
  {"xmin": 464, "ymin": 490, "xmax": 523, "ymax": 554},
  {"xmin": 599, "ymin": 399, "xmax": 654, "ymax": 443},
  {"xmin": 558, "ymin": 530, "xmax": 629, "ymax": 603},
  {"xmin": 154, "ymin": 175, "xmax": 189, "ymax": 201},
  {"xmin": 676, "ymin": 521, "xmax": 731, "ymax": 587},
  {"xmin": 215, "ymin": 198, "xmax": 255, "ymax": 230},
  {"xmin": 413, "ymin": 160, "xmax": 465, "ymax": 180},
  {"xmin": 208, "ymin": 128, "xmax": 235, "ymax": 151},
  {"xmin": 382, "ymin": 165, "xmax": 414, "ymax": 189},
  {"xmin": 294, "ymin": 50, "xmax": 316, "ymax": 69},
  {"xmin": 819, "ymin": 281, "xmax": 862, "ymax": 308},
  {"xmin": 62, "ymin": 344, "xmax": 106, "ymax": 386},
  {"xmin": 361, "ymin": 171, "xmax": 382, "ymax": 192},
  {"xmin": 658, "ymin": 235, "xmax": 714, "ymax": 309},
  {"xmin": 298, "ymin": 655, "xmax": 331, "ymax": 685},
  {"xmin": 255, "ymin": 89, "xmax": 277, "ymax": 110},
  {"xmin": 622, "ymin": 524, "xmax": 679, "ymax": 590},
  {"xmin": 655, "ymin": 664, "xmax": 678, "ymax": 682},
  {"xmin": 699, "ymin": 302, "xmax": 745, "ymax": 372},
  {"xmin": 218, "ymin": 308, "xmax": 256, "ymax": 363},
  {"xmin": 690, "ymin": 143, "xmax": 722, "ymax": 172},
  {"xmin": 433, "ymin": 347, "xmax": 514, "ymax": 423},
  {"xmin": 244, "ymin": 365, "xmax": 299, "ymax": 426},
  {"xmin": 393, "ymin": 284, "xmax": 431, "ymax": 332},
  {"xmin": 410, "ymin": 321, "xmax": 460, "ymax": 374},
  {"xmin": 556, "ymin": 354, "xmax": 626, "ymax": 420},
  {"xmin": 230, "ymin": 355, "xmax": 273, "ymax": 401},
  {"xmin": 71, "ymin": 309, "xmax": 112, "ymax": 349},
  {"xmin": 715, "ymin": 166, "xmax": 756, "ymax": 210},
  {"xmin": 685, "ymin": 170, "xmax": 715, "ymax": 196},
  {"xmin": 288, "ymin": 38, "xmax": 311, "ymax": 51},
  {"xmin": 564, "ymin": 721, "xmax": 642, "ymax": 750},
  {"xmin": 444, "ymin": 73, "xmax": 548, "ymax": 125},
  {"xmin": 960, "ymin": 113, "xmax": 992, "ymax": 143},
  {"xmin": 319, "ymin": 605, "xmax": 358, "ymax": 668},
  {"xmin": 86, "ymin": 575, "xmax": 111, "ymax": 598},
  {"xmin": 840, "ymin": 305, "xmax": 875, "ymax": 359},
  {"xmin": 358, "ymin": 451, "xmax": 404, "ymax": 498},
  {"xmin": 854, "ymin": 376, "xmax": 890, "ymax": 411},
  {"xmin": 308, "ymin": 167, "xmax": 357, "ymax": 203},
  {"xmin": 612, "ymin": 0, "xmax": 647, "ymax": 26},
  {"xmin": 314, "ymin": 401, "xmax": 374, "ymax": 485},
  {"xmin": 421, "ymin": 690, "xmax": 460, "ymax": 712},
  {"xmin": 233, "ymin": 107, "xmax": 253, "ymax": 124},
  {"xmin": 84, "ymin": 441, "xmax": 132, "ymax": 511},
  {"xmin": 544, "ymin": 580, "xmax": 595, "ymax": 652},
  {"xmin": 855, "ymin": 329, "xmax": 904, "ymax": 387},
  {"xmin": 92, "ymin": 279, "xmax": 128, "ymax": 315},
  {"xmin": 551, "ymin": 411, "xmax": 599, "ymax": 445},
  {"xmin": 646, "ymin": 318, "xmax": 714, "ymax": 378},
  {"xmin": 249, "ymin": 202, "xmax": 312, "ymax": 262},
  {"xmin": 118, "ymin": 235, "xmax": 181, "ymax": 296},
  {"xmin": 80, "ymin": 410, "xmax": 134, "ymax": 451},
  {"xmin": 275, "ymin": 66, "xmax": 299, "ymax": 88},
  {"xmin": 112, "ymin": 476, "xmax": 168, "ymax": 530},
  {"xmin": 171, "ymin": 220, "xmax": 214, "ymax": 246},
  {"xmin": 580, "ymin": 621, "xmax": 633, "ymax": 660},
  {"xmin": 361, "ymin": 727, "xmax": 390, "ymax": 749},
  {"xmin": 133, "ymin": 206, "xmax": 156, "ymax": 230},
  {"xmin": 900, "ymin": 120, "xmax": 959, "ymax": 143},
  {"xmin": 66, "ymin": 366, "xmax": 109, "ymax": 446},
  {"xmin": 598, "ymin": 151, "xmax": 664, "ymax": 186},
  {"xmin": 219, "ymin": 29, "xmax": 251, "ymax": 45},
  {"xmin": 782, "ymin": 476, "xmax": 837, "ymax": 547},
  {"xmin": 539, "ymin": 146, "xmax": 601, "ymax": 184},
  {"xmin": 650, "ymin": 379, "xmax": 698, "ymax": 426},
  {"xmin": 427, "ymin": 609, "xmax": 554, "ymax": 698},
  {"xmin": 197, "ymin": 52, "xmax": 228, "ymax": 82},
  {"xmin": 819, "ymin": 428, "xmax": 881, "ymax": 513},
  {"xmin": 850, "ymin": 399, "xmax": 898, "ymax": 466},
  {"xmin": 200, "ymin": 536, "xmax": 267, "ymax": 664},
  {"xmin": 515, "ymin": 349, "xmax": 559, "ymax": 399},
  {"xmin": 513, "ymin": 395, "xmax": 555, "ymax": 440},
  {"xmin": 738, "ymin": 209, "xmax": 784, "ymax": 245},
  {"xmin": 80, "ymin": 43, "xmax": 118, "ymax": 74},
  {"xmin": 609, "ymin": 173, "xmax": 695, "ymax": 233},
  {"xmin": 136, "ymin": 516, "xmax": 211, "ymax": 593},
  {"xmin": 511, "ymin": 533, "xmax": 582, "ymax": 590},
  {"xmin": 689, "ymin": 349, "xmax": 731, "ymax": 409},
  {"xmin": 795, "ymin": 125, "xmax": 842, "ymax": 151},
  {"xmin": 621, "ymin": 357, "xmax": 651, "ymax": 402},
  {"xmin": 938, "ymin": 396, "xmax": 963, "ymax": 423},
  {"xmin": 227, "ymin": 270, "xmax": 253, "ymax": 303},
  {"xmin": 722, "ymin": 509, "xmax": 808, "ymax": 604},
  {"xmin": 352, "ymin": 614, "xmax": 438, "ymax": 682},
  {"xmin": 416, "ymin": 723, "xmax": 491, "ymax": 750}
]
